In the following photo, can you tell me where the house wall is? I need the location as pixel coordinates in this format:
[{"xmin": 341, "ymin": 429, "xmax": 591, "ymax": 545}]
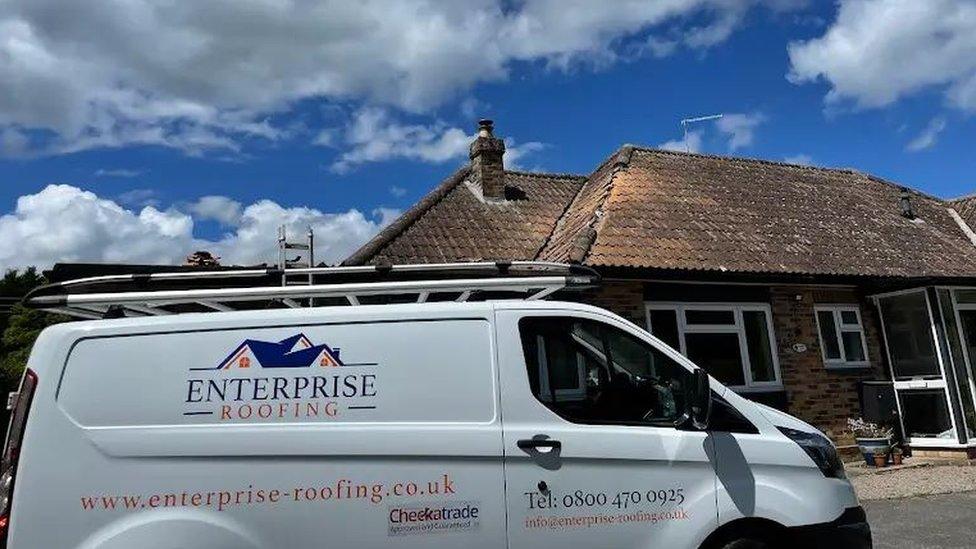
[
  {"xmin": 770, "ymin": 287, "xmax": 886, "ymax": 444},
  {"xmin": 575, "ymin": 280, "xmax": 887, "ymax": 444}
]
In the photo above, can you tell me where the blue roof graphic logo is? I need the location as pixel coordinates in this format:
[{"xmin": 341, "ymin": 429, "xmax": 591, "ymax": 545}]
[{"xmin": 215, "ymin": 333, "xmax": 344, "ymax": 370}]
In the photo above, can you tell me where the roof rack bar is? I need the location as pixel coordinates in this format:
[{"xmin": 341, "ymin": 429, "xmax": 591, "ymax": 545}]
[
  {"xmin": 125, "ymin": 304, "xmax": 173, "ymax": 316},
  {"xmin": 39, "ymin": 261, "xmax": 589, "ymax": 291},
  {"xmin": 199, "ymin": 301, "xmax": 233, "ymax": 312},
  {"xmin": 26, "ymin": 262, "xmax": 600, "ymax": 320},
  {"xmin": 527, "ymin": 285, "xmax": 561, "ymax": 300},
  {"xmin": 48, "ymin": 307, "xmax": 103, "ymax": 320},
  {"xmin": 29, "ymin": 276, "xmax": 582, "ymax": 308}
]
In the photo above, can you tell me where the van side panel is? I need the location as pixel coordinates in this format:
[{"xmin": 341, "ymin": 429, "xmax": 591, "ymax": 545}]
[{"xmin": 10, "ymin": 312, "xmax": 505, "ymax": 548}]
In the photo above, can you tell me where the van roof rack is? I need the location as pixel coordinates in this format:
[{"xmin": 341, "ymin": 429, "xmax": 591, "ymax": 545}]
[{"xmin": 24, "ymin": 261, "xmax": 599, "ymax": 320}]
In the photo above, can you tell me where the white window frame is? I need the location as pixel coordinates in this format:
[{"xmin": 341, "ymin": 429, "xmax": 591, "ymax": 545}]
[
  {"xmin": 814, "ymin": 305, "xmax": 871, "ymax": 369},
  {"xmin": 645, "ymin": 302, "xmax": 782, "ymax": 392},
  {"xmin": 535, "ymin": 335, "xmax": 587, "ymax": 402},
  {"xmin": 873, "ymin": 288, "xmax": 959, "ymax": 445}
]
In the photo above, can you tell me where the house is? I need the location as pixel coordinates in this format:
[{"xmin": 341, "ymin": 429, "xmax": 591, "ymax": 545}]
[{"xmin": 344, "ymin": 119, "xmax": 976, "ymax": 457}]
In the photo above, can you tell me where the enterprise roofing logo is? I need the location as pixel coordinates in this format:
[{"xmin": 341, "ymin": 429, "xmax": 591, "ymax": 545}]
[
  {"xmin": 211, "ymin": 333, "xmax": 345, "ymax": 370},
  {"xmin": 184, "ymin": 333, "xmax": 378, "ymax": 420}
]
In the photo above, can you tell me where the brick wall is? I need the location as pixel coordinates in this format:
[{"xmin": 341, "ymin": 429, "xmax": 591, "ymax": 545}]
[
  {"xmin": 577, "ymin": 281, "xmax": 646, "ymax": 327},
  {"xmin": 572, "ymin": 280, "xmax": 888, "ymax": 444},
  {"xmin": 769, "ymin": 287, "xmax": 885, "ymax": 444}
]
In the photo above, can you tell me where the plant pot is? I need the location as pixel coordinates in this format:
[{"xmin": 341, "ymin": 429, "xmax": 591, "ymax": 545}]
[
  {"xmin": 892, "ymin": 452, "xmax": 903, "ymax": 466},
  {"xmin": 873, "ymin": 453, "xmax": 888, "ymax": 467},
  {"xmin": 857, "ymin": 437, "xmax": 891, "ymax": 465}
]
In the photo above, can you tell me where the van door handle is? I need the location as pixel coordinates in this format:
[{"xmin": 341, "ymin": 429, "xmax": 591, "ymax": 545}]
[{"xmin": 517, "ymin": 438, "xmax": 561, "ymax": 451}]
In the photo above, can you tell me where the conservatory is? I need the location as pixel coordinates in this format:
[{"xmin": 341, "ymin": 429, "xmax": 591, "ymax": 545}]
[{"xmin": 874, "ymin": 287, "xmax": 976, "ymax": 455}]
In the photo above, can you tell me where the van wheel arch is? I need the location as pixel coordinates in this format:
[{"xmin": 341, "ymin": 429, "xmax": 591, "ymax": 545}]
[{"xmin": 699, "ymin": 517, "xmax": 787, "ymax": 549}]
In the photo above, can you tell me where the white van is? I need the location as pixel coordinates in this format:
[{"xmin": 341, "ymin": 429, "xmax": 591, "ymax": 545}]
[{"xmin": 2, "ymin": 262, "xmax": 870, "ymax": 548}]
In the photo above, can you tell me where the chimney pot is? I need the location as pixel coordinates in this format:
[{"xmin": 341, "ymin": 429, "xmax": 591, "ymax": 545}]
[
  {"xmin": 478, "ymin": 119, "xmax": 494, "ymax": 137},
  {"xmin": 469, "ymin": 118, "xmax": 506, "ymax": 200}
]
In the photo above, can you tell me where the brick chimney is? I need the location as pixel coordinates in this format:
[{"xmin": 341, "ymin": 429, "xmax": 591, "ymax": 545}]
[{"xmin": 469, "ymin": 119, "xmax": 506, "ymax": 200}]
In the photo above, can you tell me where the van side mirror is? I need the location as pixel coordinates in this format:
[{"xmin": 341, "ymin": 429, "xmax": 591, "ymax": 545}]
[{"xmin": 689, "ymin": 368, "xmax": 711, "ymax": 430}]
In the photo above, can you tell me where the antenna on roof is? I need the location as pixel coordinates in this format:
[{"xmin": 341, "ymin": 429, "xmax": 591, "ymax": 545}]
[{"xmin": 679, "ymin": 114, "xmax": 723, "ymax": 153}]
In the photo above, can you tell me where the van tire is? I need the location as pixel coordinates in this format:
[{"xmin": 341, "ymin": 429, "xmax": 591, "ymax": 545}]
[{"xmin": 719, "ymin": 539, "xmax": 768, "ymax": 549}]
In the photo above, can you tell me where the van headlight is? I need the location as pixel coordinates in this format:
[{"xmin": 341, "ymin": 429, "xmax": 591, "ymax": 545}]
[{"xmin": 777, "ymin": 426, "xmax": 846, "ymax": 479}]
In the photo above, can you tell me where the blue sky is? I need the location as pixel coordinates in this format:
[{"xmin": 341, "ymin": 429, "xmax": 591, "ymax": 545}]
[{"xmin": 1, "ymin": 0, "xmax": 974, "ymax": 270}]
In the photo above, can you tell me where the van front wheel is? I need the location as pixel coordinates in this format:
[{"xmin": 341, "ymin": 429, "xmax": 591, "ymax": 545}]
[{"xmin": 719, "ymin": 539, "xmax": 769, "ymax": 549}]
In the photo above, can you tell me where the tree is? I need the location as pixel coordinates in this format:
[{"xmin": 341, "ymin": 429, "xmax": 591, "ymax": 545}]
[
  {"xmin": 0, "ymin": 305, "xmax": 68, "ymax": 390},
  {"xmin": 0, "ymin": 268, "xmax": 67, "ymax": 392},
  {"xmin": 0, "ymin": 267, "xmax": 46, "ymax": 340}
]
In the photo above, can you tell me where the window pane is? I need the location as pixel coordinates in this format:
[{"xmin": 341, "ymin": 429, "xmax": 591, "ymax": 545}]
[
  {"xmin": 602, "ymin": 325, "xmax": 688, "ymax": 424},
  {"xmin": 519, "ymin": 317, "xmax": 690, "ymax": 425},
  {"xmin": 879, "ymin": 292, "xmax": 940, "ymax": 378},
  {"xmin": 543, "ymin": 335, "xmax": 581, "ymax": 391},
  {"xmin": 685, "ymin": 309, "xmax": 735, "ymax": 325},
  {"xmin": 951, "ymin": 302, "xmax": 976, "ymax": 440},
  {"xmin": 899, "ymin": 389, "xmax": 953, "ymax": 439},
  {"xmin": 685, "ymin": 332, "xmax": 745, "ymax": 386},
  {"xmin": 954, "ymin": 289, "xmax": 976, "ymax": 304},
  {"xmin": 841, "ymin": 330, "xmax": 866, "ymax": 362},
  {"xmin": 817, "ymin": 310, "xmax": 841, "ymax": 360},
  {"xmin": 743, "ymin": 310, "xmax": 776, "ymax": 382},
  {"xmin": 571, "ymin": 322, "xmax": 604, "ymax": 356},
  {"xmin": 649, "ymin": 309, "xmax": 680, "ymax": 350},
  {"xmin": 840, "ymin": 310, "xmax": 860, "ymax": 325}
]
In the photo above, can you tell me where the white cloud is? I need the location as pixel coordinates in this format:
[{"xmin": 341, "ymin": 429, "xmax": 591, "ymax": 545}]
[
  {"xmin": 329, "ymin": 108, "xmax": 544, "ymax": 173},
  {"xmin": 788, "ymin": 0, "xmax": 976, "ymax": 112},
  {"xmin": 188, "ymin": 195, "xmax": 244, "ymax": 226},
  {"xmin": 659, "ymin": 130, "xmax": 704, "ymax": 153},
  {"xmin": 207, "ymin": 200, "xmax": 396, "ymax": 267},
  {"xmin": 372, "ymin": 207, "xmax": 403, "ymax": 227},
  {"xmin": 0, "ymin": 185, "xmax": 397, "ymax": 271},
  {"xmin": 312, "ymin": 129, "xmax": 339, "ymax": 148},
  {"xmin": 783, "ymin": 153, "xmax": 814, "ymax": 165},
  {"xmin": 0, "ymin": 1, "xmax": 799, "ymax": 157},
  {"xmin": 95, "ymin": 168, "xmax": 142, "ymax": 178},
  {"xmin": 390, "ymin": 186, "xmax": 407, "ymax": 197},
  {"xmin": 0, "ymin": 185, "xmax": 194, "ymax": 269},
  {"xmin": 116, "ymin": 188, "xmax": 159, "ymax": 208},
  {"xmin": 330, "ymin": 108, "xmax": 471, "ymax": 173},
  {"xmin": 0, "ymin": 127, "xmax": 29, "ymax": 157},
  {"xmin": 503, "ymin": 139, "xmax": 547, "ymax": 171},
  {"xmin": 716, "ymin": 112, "xmax": 765, "ymax": 150},
  {"xmin": 906, "ymin": 116, "xmax": 948, "ymax": 152}
]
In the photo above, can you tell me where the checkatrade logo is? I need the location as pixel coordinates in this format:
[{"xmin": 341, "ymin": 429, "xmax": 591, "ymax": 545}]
[
  {"xmin": 214, "ymin": 333, "xmax": 344, "ymax": 370},
  {"xmin": 184, "ymin": 333, "xmax": 378, "ymax": 421}
]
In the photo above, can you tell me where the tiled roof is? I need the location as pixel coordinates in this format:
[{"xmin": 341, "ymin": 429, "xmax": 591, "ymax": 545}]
[
  {"xmin": 345, "ymin": 146, "xmax": 976, "ymax": 279},
  {"xmin": 540, "ymin": 148, "xmax": 976, "ymax": 278},
  {"xmin": 950, "ymin": 194, "xmax": 976, "ymax": 233},
  {"xmin": 343, "ymin": 168, "xmax": 585, "ymax": 265}
]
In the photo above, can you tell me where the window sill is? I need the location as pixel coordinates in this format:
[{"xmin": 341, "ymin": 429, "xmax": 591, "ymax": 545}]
[
  {"xmin": 728, "ymin": 385, "xmax": 784, "ymax": 393},
  {"xmin": 823, "ymin": 362, "xmax": 872, "ymax": 371}
]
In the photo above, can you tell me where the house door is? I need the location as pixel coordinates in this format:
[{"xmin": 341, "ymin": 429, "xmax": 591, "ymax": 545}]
[{"xmin": 877, "ymin": 290, "xmax": 957, "ymax": 443}]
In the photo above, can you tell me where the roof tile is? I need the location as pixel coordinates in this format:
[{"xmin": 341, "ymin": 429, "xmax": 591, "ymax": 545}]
[
  {"xmin": 346, "ymin": 146, "xmax": 976, "ymax": 279},
  {"xmin": 344, "ymin": 170, "xmax": 585, "ymax": 265}
]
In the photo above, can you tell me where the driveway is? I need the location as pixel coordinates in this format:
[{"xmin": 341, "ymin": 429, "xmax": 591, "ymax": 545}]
[{"xmin": 865, "ymin": 491, "xmax": 976, "ymax": 548}]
